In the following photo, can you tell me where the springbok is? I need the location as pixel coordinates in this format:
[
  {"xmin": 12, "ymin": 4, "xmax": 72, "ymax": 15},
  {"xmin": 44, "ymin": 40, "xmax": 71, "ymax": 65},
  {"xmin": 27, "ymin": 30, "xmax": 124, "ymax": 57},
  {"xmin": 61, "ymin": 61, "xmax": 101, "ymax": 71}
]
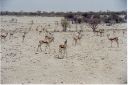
[
  {"xmin": 73, "ymin": 32, "xmax": 83, "ymax": 45},
  {"xmin": 107, "ymin": 34, "xmax": 119, "ymax": 47},
  {"xmin": 37, "ymin": 35, "xmax": 54, "ymax": 53},
  {"xmin": 22, "ymin": 32, "xmax": 27, "ymax": 42},
  {"xmin": 58, "ymin": 39, "xmax": 67, "ymax": 59}
]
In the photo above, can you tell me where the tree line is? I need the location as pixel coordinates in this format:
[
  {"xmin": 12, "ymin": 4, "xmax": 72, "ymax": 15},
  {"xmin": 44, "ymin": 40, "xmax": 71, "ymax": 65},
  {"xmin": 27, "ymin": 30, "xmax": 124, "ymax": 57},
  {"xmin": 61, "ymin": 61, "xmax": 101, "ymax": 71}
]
[{"xmin": 1, "ymin": 11, "xmax": 126, "ymax": 23}]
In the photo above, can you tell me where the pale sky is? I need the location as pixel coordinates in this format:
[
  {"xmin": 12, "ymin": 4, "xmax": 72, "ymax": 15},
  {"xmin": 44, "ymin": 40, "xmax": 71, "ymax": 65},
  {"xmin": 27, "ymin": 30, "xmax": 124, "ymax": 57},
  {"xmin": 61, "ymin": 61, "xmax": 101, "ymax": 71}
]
[{"xmin": 0, "ymin": 0, "xmax": 127, "ymax": 12}]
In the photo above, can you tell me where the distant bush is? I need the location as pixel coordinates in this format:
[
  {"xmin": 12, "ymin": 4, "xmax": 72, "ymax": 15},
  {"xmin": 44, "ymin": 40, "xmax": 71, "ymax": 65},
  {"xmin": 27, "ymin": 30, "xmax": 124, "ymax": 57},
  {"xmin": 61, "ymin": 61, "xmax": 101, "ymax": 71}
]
[
  {"xmin": 61, "ymin": 18, "xmax": 70, "ymax": 32},
  {"xmin": 88, "ymin": 18, "xmax": 100, "ymax": 32},
  {"xmin": 0, "ymin": 11, "xmax": 127, "ymax": 23}
]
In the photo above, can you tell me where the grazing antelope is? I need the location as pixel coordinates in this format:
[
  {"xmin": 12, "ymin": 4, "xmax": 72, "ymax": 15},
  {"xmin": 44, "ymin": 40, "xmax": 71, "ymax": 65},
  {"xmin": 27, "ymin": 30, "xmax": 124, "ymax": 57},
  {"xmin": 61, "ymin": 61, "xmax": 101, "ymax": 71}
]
[
  {"xmin": 107, "ymin": 34, "xmax": 119, "ymax": 47},
  {"xmin": 73, "ymin": 32, "xmax": 83, "ymax": 45},
  {"xmin": 37, "ymin": 35, "xmax": 54, "ymax": 53},
  {"xmin": 1, "ymin": 32, "xmax": 8, "ymax": 40},
  {"xmin": 58, "ymin": 39, "xmax": 67, "ymax": 59}
]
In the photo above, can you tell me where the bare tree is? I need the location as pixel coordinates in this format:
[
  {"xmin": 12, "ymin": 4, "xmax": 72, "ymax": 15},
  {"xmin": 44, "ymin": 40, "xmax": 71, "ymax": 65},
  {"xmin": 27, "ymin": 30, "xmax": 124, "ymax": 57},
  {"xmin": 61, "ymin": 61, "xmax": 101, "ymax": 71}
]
[{"xmin": 88, "ymin": 18, "xmax": 100, "ymax": 32}]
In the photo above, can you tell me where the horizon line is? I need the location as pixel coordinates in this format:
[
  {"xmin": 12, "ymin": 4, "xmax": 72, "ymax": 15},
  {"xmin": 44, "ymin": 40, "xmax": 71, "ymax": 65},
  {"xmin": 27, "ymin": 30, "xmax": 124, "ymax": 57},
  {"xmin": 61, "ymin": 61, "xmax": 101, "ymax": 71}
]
[{"xmin": 0, "ymin": 10, "xmax": 127, "ymax": 13}]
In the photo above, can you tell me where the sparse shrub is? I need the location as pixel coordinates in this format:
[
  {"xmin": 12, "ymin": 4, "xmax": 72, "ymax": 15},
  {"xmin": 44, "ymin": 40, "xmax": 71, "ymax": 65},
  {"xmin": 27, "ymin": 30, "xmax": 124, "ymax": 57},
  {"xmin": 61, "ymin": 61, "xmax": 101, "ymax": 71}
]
[
  {"xmin": 61, "ymin": 18, "xmax": 69, "ymax": 32},
  {"xmin": 88, "ymin": 18, "xmax": 100, "ymax": 32}
]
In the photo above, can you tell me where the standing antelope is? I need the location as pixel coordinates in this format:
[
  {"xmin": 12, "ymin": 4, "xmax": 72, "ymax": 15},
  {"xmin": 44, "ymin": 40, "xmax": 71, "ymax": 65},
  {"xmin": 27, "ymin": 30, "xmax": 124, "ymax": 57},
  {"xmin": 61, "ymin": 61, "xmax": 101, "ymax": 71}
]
[
  {"xmin": 107, "ymin": 34, "xmax": 119, "ymax": 47},
  {"xmin": 22, "ymin": 32, "xmax": 27, "ymax": 42},
  {"xmin": 37, "ymin": 35, "xmax": 54, "ymax": 53},
  {"xmin": 58, "ymin": 39, "xmax": 67, "ymax": 59},
  {"xmin": 73, "ymin": 32, "xmax": 83, "ymax": 45}
]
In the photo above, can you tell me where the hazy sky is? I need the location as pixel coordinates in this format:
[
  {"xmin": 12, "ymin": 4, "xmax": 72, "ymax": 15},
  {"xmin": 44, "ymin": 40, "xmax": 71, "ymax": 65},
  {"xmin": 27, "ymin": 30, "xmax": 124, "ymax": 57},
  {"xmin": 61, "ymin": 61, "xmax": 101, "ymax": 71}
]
[{"xmin": 0, "ymin": 0, "xmax": 127, "ymax": 12}]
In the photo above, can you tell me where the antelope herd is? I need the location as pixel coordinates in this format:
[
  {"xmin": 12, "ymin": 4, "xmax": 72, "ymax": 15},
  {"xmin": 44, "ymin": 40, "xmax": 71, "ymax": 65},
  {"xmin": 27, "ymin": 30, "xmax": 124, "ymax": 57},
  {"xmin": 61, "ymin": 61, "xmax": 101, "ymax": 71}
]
[
  {"xmin": 0, "ymin": 17, "xmax": 126, "ymax": 59},
  {"xmin": 0, "ymin": 16, "xmax": 127, "ymax": 84}
]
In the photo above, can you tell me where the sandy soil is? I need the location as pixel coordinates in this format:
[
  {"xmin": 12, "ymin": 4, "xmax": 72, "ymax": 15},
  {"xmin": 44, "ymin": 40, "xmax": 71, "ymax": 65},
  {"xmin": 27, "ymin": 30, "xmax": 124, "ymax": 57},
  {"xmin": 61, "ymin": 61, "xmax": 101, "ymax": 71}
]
[{"xmin": 0, "ymin": 16, "xmax": 127, "ymax": 84}]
